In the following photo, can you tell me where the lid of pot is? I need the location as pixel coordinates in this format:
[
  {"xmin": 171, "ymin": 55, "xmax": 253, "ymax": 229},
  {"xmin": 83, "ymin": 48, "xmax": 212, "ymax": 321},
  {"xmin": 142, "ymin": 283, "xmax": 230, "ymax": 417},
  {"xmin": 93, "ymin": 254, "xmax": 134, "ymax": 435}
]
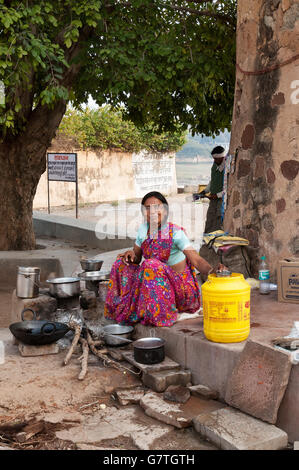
[
  {"xmin": 46, "ymin": 277, "xmax": 80, "ymax": 284},
  {"xmin": 133, "ymin": 337, "xmax": 165, "ymax": 349},
  {"xmin": 18, "ymin": 266, "xmax": 40, "ymax": 274}
]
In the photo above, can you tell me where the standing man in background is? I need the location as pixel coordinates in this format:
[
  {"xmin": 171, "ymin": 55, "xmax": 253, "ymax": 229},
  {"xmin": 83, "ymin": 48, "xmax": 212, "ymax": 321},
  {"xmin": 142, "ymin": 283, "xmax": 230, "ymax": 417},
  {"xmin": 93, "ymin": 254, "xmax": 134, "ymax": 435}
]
[{"xmin": 200, "ymin": 146, "xmax": 226, "ymax": 233}]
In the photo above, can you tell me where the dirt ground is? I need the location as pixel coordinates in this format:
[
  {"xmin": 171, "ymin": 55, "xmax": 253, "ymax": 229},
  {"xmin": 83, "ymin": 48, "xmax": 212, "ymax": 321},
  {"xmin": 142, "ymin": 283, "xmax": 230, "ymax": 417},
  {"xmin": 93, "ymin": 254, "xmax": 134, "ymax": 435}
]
[
  {"xmin": 0, "ymin": 329, "xmax": 217, "ymax": 451},
  {"xmin": 0, "ymin": 197, "xmax": 216, "ymax": 451}
]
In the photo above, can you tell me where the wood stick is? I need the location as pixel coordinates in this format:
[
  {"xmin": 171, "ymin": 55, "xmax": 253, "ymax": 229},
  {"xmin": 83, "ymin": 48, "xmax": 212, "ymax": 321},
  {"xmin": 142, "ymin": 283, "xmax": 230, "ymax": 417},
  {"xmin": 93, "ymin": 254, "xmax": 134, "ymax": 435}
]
[
  {"xmin": 64, "ymin": 321, "xmax": 82, "ymax": 366},
  {"xmin": 78, "ymin": 337, "xmax": 89, "ymax": 381},
  {"xmin": 86, "ymin": 330, "xmax": 140, "ymax": 376}
]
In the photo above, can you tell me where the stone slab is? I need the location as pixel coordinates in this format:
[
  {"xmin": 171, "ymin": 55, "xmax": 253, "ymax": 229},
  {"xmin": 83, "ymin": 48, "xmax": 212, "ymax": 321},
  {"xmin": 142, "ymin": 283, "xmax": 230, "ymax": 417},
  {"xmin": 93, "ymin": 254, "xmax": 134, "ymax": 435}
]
[
  {"xmin": 122, "ymin": 350, "xmax": 181, "ymax": 373},
  {"xmin": 142, "ymin": 369, "xmax": 191, "ymax": 393},
  {"xmin": 140, "ymin": 391, "xmax": 225, "ymax": 429},
  {"xmin": 18, "ymin": 342, "xmax": 59, "ymax": 357},
  {"xmin": 225, "ymin": 340, "xmax": 292, "ymax": 424},
  {"xmin": 56, "ymin": 405, "xmax": 173, "ymax": 450},
  {"xmin": 193, "ymin": 407, "xmax": 288, "ymax": 450}
]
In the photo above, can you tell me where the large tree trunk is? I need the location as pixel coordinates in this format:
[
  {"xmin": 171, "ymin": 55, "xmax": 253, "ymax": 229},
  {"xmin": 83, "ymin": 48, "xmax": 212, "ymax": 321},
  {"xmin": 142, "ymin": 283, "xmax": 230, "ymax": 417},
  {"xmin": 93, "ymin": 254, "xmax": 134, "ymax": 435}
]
[
  {"xmin": 0, "ymin": 103, "xmax": 66, "ymax": 250},
  {"xmin": 225, "ymin": 0, "xmax": 299, "ymax": 279}
]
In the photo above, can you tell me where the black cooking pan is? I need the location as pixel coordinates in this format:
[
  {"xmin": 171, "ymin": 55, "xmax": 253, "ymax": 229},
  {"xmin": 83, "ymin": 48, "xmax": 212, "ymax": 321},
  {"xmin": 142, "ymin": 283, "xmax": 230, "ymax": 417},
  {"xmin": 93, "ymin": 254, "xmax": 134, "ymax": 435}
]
[
  {"xmin": 133, "ymin": 337, "xmax": 165, "ymax": 364},
  {"xmin": 9, "ymin": 308, "xmax": 70, "ymax": 346}
]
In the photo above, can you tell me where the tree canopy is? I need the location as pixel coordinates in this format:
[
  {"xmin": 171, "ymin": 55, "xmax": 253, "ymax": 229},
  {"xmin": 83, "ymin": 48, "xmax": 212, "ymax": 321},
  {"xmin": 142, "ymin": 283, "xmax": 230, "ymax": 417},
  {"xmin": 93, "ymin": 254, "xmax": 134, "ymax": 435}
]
[
  {"xmin": 59, "ymin": 106, "xmax": 187, "ymax": 152},
  {"xmin": 0, "ymin": 0, "xmax": 237, "ymax": 138}
]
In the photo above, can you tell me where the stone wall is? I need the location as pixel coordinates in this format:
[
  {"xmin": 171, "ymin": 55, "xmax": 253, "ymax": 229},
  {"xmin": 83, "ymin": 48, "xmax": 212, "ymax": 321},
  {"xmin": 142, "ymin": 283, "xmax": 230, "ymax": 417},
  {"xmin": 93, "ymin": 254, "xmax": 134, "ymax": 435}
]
[
  {"xmin": 33, "ymin": 138, "xmax": 177, "ymax": 208},
  {"xmin": 225, "ymin": 0, "xmax": 299, "ymax": 279}
]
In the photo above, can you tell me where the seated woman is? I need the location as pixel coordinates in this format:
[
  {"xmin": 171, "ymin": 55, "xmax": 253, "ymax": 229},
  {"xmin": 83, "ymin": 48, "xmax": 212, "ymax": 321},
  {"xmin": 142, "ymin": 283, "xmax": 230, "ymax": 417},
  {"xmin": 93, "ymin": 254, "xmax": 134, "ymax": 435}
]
[{"xmin": 104, "ymin": 191, "xmax": 223, "ymax": 327}]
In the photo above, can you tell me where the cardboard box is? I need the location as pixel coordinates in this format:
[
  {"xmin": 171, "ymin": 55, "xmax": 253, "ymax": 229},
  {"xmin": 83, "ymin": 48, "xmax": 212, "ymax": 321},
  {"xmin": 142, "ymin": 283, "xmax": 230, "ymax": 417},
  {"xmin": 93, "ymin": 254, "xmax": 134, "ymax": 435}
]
[{"xmin": 277, "ymin": 258, "xmax": 299, "ymax": 304}]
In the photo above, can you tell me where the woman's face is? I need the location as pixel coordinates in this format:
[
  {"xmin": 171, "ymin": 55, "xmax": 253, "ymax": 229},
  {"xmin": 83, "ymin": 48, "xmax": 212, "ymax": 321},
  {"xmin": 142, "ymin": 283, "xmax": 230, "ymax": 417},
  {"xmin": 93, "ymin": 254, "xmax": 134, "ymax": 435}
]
[{"xmin": 142, "ymin": 196, "xmax": 167, "ymax": 226}]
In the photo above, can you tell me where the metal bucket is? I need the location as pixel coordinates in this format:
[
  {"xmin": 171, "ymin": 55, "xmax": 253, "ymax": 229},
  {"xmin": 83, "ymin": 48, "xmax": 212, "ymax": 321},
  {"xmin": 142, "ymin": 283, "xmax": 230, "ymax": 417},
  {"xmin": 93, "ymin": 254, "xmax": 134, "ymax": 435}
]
[{"xmin": 16, "ymin": 267, "xmax": 40, "ymax": 298}]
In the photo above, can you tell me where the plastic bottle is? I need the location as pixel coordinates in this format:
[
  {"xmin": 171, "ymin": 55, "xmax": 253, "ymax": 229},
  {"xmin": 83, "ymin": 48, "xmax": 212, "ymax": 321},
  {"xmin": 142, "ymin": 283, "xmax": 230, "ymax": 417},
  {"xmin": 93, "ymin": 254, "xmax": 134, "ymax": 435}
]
[{"xmin": 259, "ymin": 256, "xmax": 270, "ymax": 294}]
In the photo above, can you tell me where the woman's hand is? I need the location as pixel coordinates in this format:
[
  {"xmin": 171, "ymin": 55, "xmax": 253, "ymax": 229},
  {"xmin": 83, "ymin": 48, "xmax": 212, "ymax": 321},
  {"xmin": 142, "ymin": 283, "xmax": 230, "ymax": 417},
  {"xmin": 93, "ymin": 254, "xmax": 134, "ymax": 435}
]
[
  {"xmin": 117, "ymin": 250, "xmax": 136, "ymax": 265},
  {"xmin": 183, "ymin": 248, "xmax": 228, "ymax": 278},
  {"xmin": 208, "ymin": 263, "xmax": 228, "ymax": 275}
]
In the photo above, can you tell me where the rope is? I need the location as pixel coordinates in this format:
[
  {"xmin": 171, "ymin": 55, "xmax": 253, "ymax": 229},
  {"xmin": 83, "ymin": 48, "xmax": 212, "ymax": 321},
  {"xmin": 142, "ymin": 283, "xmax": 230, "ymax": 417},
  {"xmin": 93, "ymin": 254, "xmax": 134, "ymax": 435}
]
[{"xmin": 237, "ymin": 53, "xmax": 299, "ymax": 76}]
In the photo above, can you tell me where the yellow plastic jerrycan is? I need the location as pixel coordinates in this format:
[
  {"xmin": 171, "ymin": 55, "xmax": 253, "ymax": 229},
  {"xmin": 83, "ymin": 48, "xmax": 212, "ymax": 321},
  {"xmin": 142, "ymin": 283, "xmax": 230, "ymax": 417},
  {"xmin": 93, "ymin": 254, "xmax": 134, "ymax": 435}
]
[{"xmin": 201, "ymin": 271, "xmax": 251, "ymax": 343}]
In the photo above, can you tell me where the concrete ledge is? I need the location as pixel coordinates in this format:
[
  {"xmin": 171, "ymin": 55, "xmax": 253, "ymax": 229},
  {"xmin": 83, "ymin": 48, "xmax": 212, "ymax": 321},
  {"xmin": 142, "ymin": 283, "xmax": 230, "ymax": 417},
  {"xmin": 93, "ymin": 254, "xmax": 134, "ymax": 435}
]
[
  {"xmin": 0, "ymin": 256, "xmax": 63, "ymax": 290},
  {"xmin": 33, "ymin": 212, "xmax": 133, "ymax": 251},
  {"xmin": 134, "ymin": 324, "xmax": 244, "ymax": 400}
]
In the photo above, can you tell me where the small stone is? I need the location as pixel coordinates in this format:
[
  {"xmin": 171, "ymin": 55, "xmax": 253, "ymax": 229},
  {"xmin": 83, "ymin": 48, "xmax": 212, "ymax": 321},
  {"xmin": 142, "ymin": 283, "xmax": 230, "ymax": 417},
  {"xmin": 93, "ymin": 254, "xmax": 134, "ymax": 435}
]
[
  {"xmin": 163, "ymin": 385, "xmax": 190, "ymax": 404},
  {"xmin": 188, "ymin": 384, "xmax": 219, "ymax": 401},
  {"xmin": 115, "ymin": 388, "xmax": 145, "ymax": 406},
  {"xmin": 16, "ymin": 432, "xmax": 27, "ymax": 443},
  {"xmin": 99, "ymin": 404, "xmax": 106, "ymax": 410}
]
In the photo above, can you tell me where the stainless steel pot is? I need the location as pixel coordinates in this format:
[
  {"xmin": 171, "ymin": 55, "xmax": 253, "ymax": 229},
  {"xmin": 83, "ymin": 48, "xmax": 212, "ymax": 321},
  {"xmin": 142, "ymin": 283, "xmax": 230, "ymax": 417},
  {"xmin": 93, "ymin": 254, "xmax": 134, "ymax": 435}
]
[
  {"xmin": 80, "ymin": 259, "xmax": 103, "ymax": 272},
  {"xmin": 101, "ymin": 324, "xmax": 134, "ymax": 347},
  {"xmin": 79, "ymin": 271, "xmax": 110, "ymax": 282},
  {"xmin": 16, "ymin": 267, "xmax": 40, "ymax": 298},
  {"xmin": 46, "ymin": 277, "xmax": 80, "ymax": 298},
  {"xmin": 102, "ymin": 324, "xmax": 134, "ymax": 338}
]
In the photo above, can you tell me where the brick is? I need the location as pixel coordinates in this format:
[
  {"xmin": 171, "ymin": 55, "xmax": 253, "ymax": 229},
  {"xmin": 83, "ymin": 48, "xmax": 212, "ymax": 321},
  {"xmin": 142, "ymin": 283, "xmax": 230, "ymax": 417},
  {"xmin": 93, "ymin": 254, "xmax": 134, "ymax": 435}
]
[
  {"xmin": 188, "ymin": 384, "xmax": 219, "ymax": 401},
  {"xmin": 122, "ymin": 350, "xmax": 181, "ymax": 374},
  {"xmin": 193, "ymin": 407, "xmax": 288, "ymax": 450},
  {"xmin": 142, "ymin": 369, "xmax": 191, "ymax": 393},
  {"xmin": 18, "ymin": 342, "xmax": 59, "ymax": 357},
  {"xmin": 225, "ymin": 340, "xmax": 292, "ymax": 424}
]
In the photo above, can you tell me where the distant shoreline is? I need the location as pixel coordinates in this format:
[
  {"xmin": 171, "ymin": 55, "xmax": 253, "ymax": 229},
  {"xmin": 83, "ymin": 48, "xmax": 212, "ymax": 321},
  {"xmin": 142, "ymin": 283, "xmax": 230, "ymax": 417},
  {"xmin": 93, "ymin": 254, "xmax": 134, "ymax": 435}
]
[{"xmin": 176, "ymin": 159, "xmax": 211, "ymax": 164}]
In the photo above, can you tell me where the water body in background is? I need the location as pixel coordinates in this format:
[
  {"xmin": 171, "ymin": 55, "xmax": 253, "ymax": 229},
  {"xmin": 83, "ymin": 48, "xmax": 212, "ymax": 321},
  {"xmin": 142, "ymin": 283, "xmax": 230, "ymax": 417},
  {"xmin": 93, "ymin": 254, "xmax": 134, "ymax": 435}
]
[
  {"xmin": 175, "ymin": 130, "xmax": 230, "ymax": 186},
  {"xmin": 175, "ymin": 161, "xmax": 212, "ymax": 186}
]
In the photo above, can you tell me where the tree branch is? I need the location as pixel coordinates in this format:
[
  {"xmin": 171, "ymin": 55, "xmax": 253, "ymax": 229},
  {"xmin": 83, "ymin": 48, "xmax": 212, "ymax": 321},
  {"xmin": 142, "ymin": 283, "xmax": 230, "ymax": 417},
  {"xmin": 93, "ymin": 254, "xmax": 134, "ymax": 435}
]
[{"xmin": 163, "ymin": 3, "xmax": 235, "ymax": 27}]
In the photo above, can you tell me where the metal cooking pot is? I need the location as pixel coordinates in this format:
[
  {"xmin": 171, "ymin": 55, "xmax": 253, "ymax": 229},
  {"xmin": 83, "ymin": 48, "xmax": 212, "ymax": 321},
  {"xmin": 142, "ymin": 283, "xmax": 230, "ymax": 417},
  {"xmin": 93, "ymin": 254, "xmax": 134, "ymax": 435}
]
[
  {"xmin": 16, "ymin": 266, "xmax": 40, "ymax": 298},
  {"xmin": 133, "ymin": 337, "xmax": 165, "ymax": 364},
  {"xmin": 100, "ymin": 324, "xmax": 134, "ymax": 346},
  {"xmin": 78, "ymin": 271, "xmax": 110, "ymax": 282},
  {"xmin": 80, "ymin": 259, "xmax": 103, "ymax": 272},
  {"xmin": 9, "ymin": 308, "xmax": 70, "ymax": 346},
  {"xmin": 46, "ymin": 277, "xmax": 80, "ymax": 298}
]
